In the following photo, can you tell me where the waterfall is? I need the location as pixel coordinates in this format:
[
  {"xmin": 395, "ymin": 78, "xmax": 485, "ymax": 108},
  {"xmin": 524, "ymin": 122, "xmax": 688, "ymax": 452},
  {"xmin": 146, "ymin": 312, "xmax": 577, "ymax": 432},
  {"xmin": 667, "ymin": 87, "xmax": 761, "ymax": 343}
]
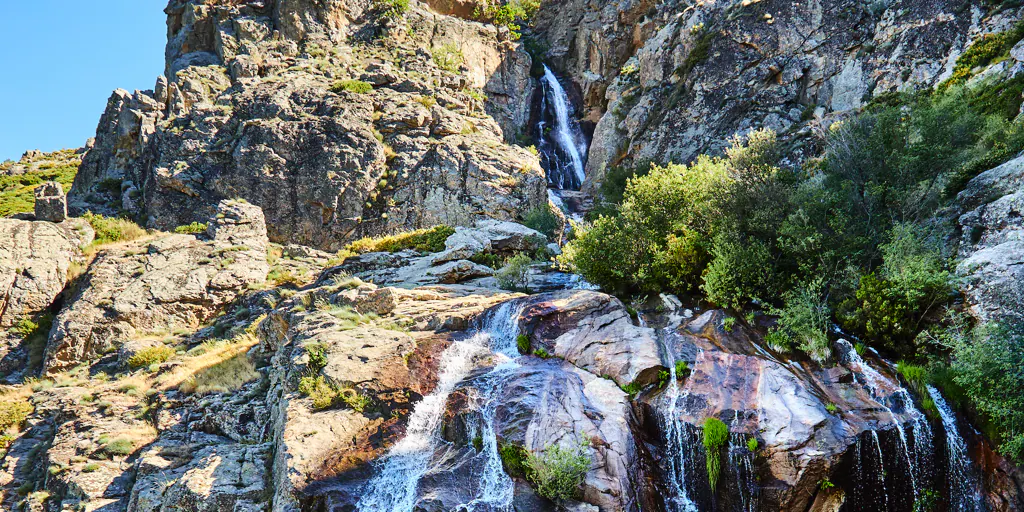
[
  {"xmin": 648, "ymin": 300, "xmax": 701, "ymax": 512},
  {"xmin": 927, "ymin": 385, "xmax": 985, "ymax": 511},
  {"xmin": 357, "ymin": 301, "xmax": 525, "ymax": 512},
  {"xmin": 843, "ymin": 345, "xmax": 932, "ymax": 496},
  {"xmin": 538, "ymin": 65, "xmax": 588, "ymax": 191},
  {"xmin": 727, "ymin": 431, "xmax": 758, "ymax": 512}
]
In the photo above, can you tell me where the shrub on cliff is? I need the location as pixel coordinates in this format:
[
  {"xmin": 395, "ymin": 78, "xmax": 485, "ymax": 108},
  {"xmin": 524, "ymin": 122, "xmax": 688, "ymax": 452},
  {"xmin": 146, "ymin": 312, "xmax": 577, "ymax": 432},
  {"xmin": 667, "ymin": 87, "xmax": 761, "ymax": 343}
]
[
  {"xmin": 525, "ymin": 442, "xmax": 591, "ymax": 501},
  {"xmin": 83, "ymin": 212, "xmax": 147, "ymax": 245},
  {"xmin": 950, "ymin": 315, "xmax": 1024, "ymax": 463}
]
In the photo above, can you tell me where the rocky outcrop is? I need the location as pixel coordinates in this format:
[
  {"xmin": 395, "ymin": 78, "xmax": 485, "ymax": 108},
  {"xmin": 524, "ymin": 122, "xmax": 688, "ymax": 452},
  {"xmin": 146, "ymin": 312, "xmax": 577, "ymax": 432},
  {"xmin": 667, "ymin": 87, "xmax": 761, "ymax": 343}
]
[
  {"xmin": 43, "ymin": 200, "xmax": 269, "ymax": 373},
  {"xmin": 955, "ymin": 153, "xmax": 1024, "ymax": 321},
  {"xmin": 33, "ymin": 182, "xmax": 68, "ymax": 223},
  {"xmin": 538, "ymin": 0, "xmax": 1024, "ymax": 197},
  {"xmin": 69, "ymin": 0, "xmax": 544, "ymax": 251},
  {"xmin": 337, "ymin": 220, "xmax": 548, "ymax": 286},
  {"xmin": 0, "ymin": 218, "xmax": 92, "ymax": 377}
]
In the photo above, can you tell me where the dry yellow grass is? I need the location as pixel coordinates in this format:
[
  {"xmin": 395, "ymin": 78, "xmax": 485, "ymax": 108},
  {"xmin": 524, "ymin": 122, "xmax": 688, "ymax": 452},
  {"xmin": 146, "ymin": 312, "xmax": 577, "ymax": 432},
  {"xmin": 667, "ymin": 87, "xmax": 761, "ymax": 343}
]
[{"xmin": 154, "ymin": 332, "xmax": 260, "ymax": 392}]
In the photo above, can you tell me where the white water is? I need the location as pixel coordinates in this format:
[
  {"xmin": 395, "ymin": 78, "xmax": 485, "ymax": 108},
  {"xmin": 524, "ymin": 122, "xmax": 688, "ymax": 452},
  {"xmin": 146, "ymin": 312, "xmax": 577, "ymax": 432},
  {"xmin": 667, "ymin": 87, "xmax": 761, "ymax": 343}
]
[
  {"xmin": 661, "ymin": 364, "xmax": 701, "ymax": 512},
  {"xmin": 728, "ymin": 414, "xmax": 758, "ymax": 512},
  {"xmin": 927, "ymin": 385, "xmax": 985, "ymax": 511},
  {"xmin": 357, "ymin": 302, "xmax": 524, "ymax": 512},
  {"xmin": 844, "ymin": 345, "xmax": 931, "ymax": 496},
  {"xmin": 540, "ymin": 65, "xmax": 587, "ymax": 190}
]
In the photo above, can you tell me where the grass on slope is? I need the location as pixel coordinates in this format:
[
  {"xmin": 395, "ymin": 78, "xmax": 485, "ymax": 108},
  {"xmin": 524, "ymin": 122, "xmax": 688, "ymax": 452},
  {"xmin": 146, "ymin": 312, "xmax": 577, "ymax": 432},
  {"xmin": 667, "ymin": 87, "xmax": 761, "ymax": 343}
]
[{"xmin": 0, "ymin": 163, "xmax": 79, "ymax": 217}]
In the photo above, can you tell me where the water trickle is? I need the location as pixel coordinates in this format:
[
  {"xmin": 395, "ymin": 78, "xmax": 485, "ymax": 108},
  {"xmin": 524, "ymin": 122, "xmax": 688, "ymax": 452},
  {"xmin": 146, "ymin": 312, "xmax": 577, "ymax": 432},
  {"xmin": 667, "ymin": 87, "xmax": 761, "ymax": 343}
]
[
  {"xmin": 538, "ymin": 65, "xmax": 588, "ymax": 191},
  {"xmin": 844, "ymin": 345, "xmax": 931, "ymax": 496},
  {"xmin": 727, "ymin": 426, "xmax": 759, "ymax": 512},
  {"xmin": 927, "ymin": 385, "xmax": 985, "ymax": 511},
  {"xmin": 649, "ymin": 303, "xmax": 701, "ymax": 512},
  {"xmin": 356, "ymin": 301, "xmax": 525, "ymax": 512}
]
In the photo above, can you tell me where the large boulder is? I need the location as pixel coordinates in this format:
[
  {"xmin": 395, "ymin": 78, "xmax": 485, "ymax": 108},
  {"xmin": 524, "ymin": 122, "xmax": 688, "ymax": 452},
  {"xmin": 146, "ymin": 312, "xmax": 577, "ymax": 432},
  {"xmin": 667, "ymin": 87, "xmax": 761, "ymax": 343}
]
[
  {"xmin": 42, "ymin": 200, "xmax": 269, "ymax": 373},
  {"xmin": 0, "ymin": 218, "xmax": 92, "ymax": 378},
  {"xmin": 33, "ymin": 181, "xmax": 68, "ymax": 223}
]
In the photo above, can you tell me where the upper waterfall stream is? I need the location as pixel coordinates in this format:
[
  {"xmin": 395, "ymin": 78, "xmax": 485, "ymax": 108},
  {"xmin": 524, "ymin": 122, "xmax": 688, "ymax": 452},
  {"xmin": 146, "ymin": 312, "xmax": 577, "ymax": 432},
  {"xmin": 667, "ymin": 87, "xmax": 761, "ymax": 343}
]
[{"xmin": 538, "ymin": 64, "xmax": 588, "ymax": 192}]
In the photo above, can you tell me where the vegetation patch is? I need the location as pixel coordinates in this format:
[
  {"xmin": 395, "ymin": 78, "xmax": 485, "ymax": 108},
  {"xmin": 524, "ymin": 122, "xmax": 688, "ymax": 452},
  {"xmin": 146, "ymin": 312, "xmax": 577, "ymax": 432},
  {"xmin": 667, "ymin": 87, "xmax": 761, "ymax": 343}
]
[
  {"xmin": 298, "ymin": 374, "xmax": 370, "ymax": 412},
  {"xmin": 431, "ymin": 43, "xmax": 464, "ymax": 74},
  {"xmin": 495, "ymin": 253, "xmax": 532, "ymax": 292},
  {"xmin": 0, "ymin": 156, "xmax": 79, "ymax": 217},
  {"xmin": 702, "ymin": 417, "xmax": 728, "ymax": 492},
  {"xmin": 174, "ymin": 222, "xmax": 208, "ymax": 234},
  {"xmin": 372, "ymin": 0, "xmax": 409, "ymax": 19},
  {"xmin": 524, "ymin": 442, "xmax": 591, "ymax": 501},
  {"xmin": 522, "ymin": 204, "xmax": 560, "ymax": 238},
  {"xmin": 83, "ymin": 212, "xmax": 147, "ymax": 245},
  {"xmin": 127, "ymin": 345, "xmax": 176, "ymax": 369},
  {"xmin": 179, "ymin": 350, "xmax": 259, "ymax": 395},
  {"xmin": 0, "ymin": 401, "xmax": 33, "ymax": 433},
  {"xmin": 331, "ymin": 79, "xmax": 373, "ymax": 94},
  {"xmin": 346, "ymin": 225, "xmax": 455, "ymax": 254}
]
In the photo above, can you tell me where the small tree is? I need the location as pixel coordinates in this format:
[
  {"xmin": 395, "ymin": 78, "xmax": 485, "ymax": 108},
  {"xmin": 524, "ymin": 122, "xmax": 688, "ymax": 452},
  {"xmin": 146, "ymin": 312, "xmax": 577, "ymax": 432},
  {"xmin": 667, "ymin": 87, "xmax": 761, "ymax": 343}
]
[{"xmin": 496, "ymin": 253, "xmax": 531, "ymax": 292}]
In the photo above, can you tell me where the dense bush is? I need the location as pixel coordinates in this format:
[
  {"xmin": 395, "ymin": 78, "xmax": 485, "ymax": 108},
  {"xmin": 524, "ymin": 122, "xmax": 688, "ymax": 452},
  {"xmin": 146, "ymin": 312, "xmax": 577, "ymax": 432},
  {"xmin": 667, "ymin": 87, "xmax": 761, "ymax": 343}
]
[
  {"xmin": 127, "ymin": 345, "xmax": 175, "ymax": 369},
  {"xmin": 496, "ymin": 253, "xmax": 532, "ymax": 292},
  {"xmin": 83, "ymin": 212, "xmax": 147, "ymax": 245},
  {"xmin": 0, "ymin": 401, "xmax": 33, "ymax": 433},
  {"xmin": 431, "ymin": 43, "xmax": 464, "ymax": 73},
  {"xmin": 331, "ymin": 80, "xmax": 373, "ymax": 94},
  {"xmin": 951, "ymin": 316, "xmax": 1024, "ymax": 463},
  {"xmin": 522, "ymin": 204, "xmax": 560, "ymax": 238},
  {"xmin": 525, "ymin": 442, "xmax": 591, "ymax": 500},
  {"xmin": 475, "ymin": 0, "xmax": 540, "ymax": 40}
]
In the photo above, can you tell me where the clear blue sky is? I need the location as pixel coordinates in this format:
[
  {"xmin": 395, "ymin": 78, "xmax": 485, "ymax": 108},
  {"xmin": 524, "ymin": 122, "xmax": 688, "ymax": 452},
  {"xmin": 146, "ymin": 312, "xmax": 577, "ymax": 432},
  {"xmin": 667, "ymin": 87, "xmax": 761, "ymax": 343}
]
[{"xmin": 0, "ymin": 1, "xmax": 167, "ymax": 162}]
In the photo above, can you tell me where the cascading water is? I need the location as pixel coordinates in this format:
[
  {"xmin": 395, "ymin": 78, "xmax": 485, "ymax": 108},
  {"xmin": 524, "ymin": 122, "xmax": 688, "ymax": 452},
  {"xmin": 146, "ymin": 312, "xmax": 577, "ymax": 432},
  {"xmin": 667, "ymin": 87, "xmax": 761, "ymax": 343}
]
[
  {"xmin": 927, "ymin": 385, "xmax": 986, "ymax": 511},
  {"xmin": 538, "ymin": 64, "xmax": 588, "ymax": 192},
  {"xmin": 356, "ymin": 301, "xmax": 525, "ymax": 512},
  {"xmin": 645, "ymin": 297, "xmax": 701, "ymax": 512},
  {"xmin": 727, "ymin": 416, "xmax": 758, "ymax": 512},
  {"xmin": 844, "ymin": 345, "xmax": 933, "ymax": 497}
]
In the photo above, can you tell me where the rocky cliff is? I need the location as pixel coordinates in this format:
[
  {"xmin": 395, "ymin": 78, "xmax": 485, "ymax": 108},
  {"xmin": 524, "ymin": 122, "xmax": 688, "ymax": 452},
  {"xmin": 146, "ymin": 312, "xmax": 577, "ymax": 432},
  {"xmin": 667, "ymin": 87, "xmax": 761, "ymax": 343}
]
[{"xmin": 1, "ymin": 0, "xmax": 1023, "ymax": 511}]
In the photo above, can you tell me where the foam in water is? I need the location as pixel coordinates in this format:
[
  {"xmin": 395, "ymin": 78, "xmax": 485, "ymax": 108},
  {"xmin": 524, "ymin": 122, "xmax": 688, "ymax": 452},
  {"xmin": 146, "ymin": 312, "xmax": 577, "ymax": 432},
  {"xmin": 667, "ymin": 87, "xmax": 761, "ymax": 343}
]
[
  {"xmin": 539, "ymin": 65, "xmax": 588, "ymax": 190},
  {"xmin": 927, "ymin": 385, "xmax": 985, "ymax": 511},
  {"xmin": 356, "ymin": 301, "xmax": 524, "ymax": 512}
]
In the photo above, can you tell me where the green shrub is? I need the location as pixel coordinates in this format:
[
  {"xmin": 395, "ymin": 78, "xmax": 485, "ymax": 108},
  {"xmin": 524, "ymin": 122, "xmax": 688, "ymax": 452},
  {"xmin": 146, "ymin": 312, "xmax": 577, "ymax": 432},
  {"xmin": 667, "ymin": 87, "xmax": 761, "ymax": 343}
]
[
  {"xmin": 431, "ymin": 43, "xmax": 464, "ymax": 73},
  {"xmin": 372, "ymin": 0, "xmax": 409, "ymax": 19},
  {"xmin": 825, "ymin": 402, "xmax": 839, "ymax": 414},
  {"xmin": 496, "ymin": 253, "xmax": 532, "ymax": 292},
  {"xmin": 307, "ymin": 342, "xmax": 328, "ymax": 372},
  {"xmin": 0, "ymin": 401, "xmax": 33, "ymax": 433},
  {"xmin": 952, "ymin": 317, "xmax": 1024, "ymax": 463},
  {"xmin": 746, "ymin": 437, "xmax": 758, "ymax": 452},
  {"xmin": 702, "ymin": 417, "xmax": 728, "ymax": 491},
  {"xmin": 525, "ymin": 442, "xmax": 591, "ymax": 501},
  {"xmin": 939, "ymin": 21, "xmax": 1024, "ymax": 92},
  {"xmin": 174, "ymin": 222, "xmax": 208, "ymax": 234},
  {"xmin": 674, "ymin": 360, "xmax": 689, "ymax": 377},
  {"xmin": 516, "ymin": 334, "xmax": 530, "ymax": 354},
  {"xmin": 346, "ymin": 225, "xmax": 455, "ymax": 254},
  {"xmin": 127, "ymin": 345, "xmax": 175, "ymax": 369},
  {"xmin": 532, "ymin": 347, "xmax": 550, "ymax": 359},
  {"xmin": 83, "ymin": 463, "xmax": 100, "ymax": 473},
  {"xmin": 522, "ymin": 204, "xmax": 559, "ymax": 238},
  {"xmin": 772, "ymin": 282, "xmax": 833, "ymax": 364},
  {"xmin": 331, "ymin": 79, "xmax": 373, "ymax": 94},
  {"xmin": 83, "ymin": 212, "xmax": 147, "ymax": 245},
  {"xmin": 298, "ymin": 374, "xmax": 369, "ymax": 412},
  {"xmin": 102, "ymin": 438, "xmax": 135, "ymax": 457},
  {"xmin": 498, "ymin": 443, "xmax": 529, "ymax": 477}
]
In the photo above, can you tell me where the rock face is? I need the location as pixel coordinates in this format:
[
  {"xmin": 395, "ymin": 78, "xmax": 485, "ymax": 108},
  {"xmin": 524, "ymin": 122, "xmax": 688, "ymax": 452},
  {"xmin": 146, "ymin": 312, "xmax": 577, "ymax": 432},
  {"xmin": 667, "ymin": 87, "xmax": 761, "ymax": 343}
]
[
  {"xmin": 69, "ymin": 0, "xmax": 544, "ymax": 252},
  {"xmin": 954, "ymin": 153, "xmax": 1024, "ymax": 321},
  {"xmin": 531, "ymin": 0, "xmax": 1024, "ymax": 197},
  {"xmin": 33, "ymin": 181, "xmax": 68, "ymax": 223},
  {"xmin": 337, "ymin": 219, "xmax": 548, "ymax": 287},
  {"xmin": 0, "ymin": 218, "xmax": 91, "ymax": 377},
  {"xmin": 43, "ymin": 200, "xmax": 269, "ymax": 373}
]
